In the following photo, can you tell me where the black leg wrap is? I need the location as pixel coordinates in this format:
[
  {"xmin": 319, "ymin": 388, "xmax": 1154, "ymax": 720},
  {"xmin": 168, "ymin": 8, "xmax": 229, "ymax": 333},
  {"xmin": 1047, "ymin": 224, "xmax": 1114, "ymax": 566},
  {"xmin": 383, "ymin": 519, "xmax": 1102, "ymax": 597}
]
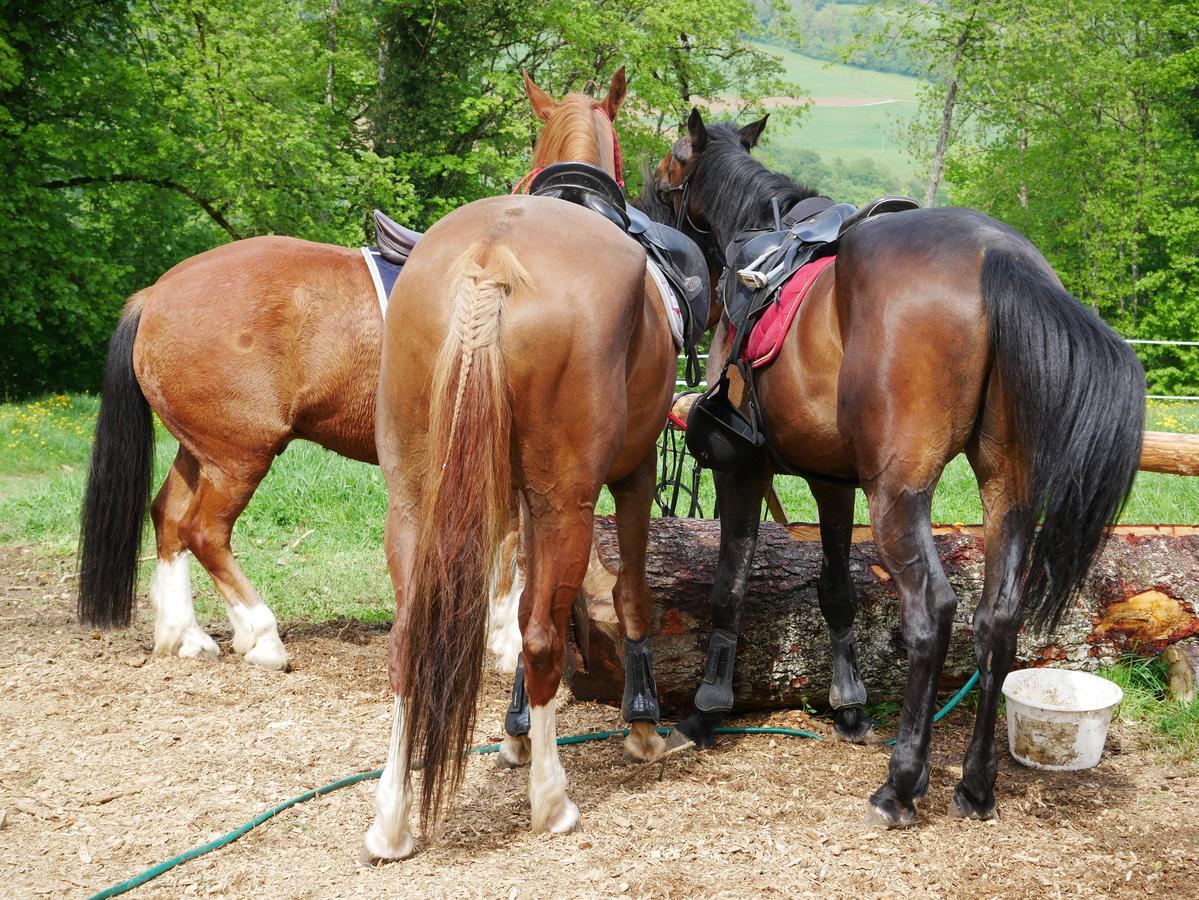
[
  {"xmin": 828, "ymin": 626, "xmax": 867, "ymax": 710},
  {"xmin": 694, "ymin": 628, "xmax": 738, "ymax": 713},
  {"xmin": 504, "ymin": 653, "xmax": 531, "ymax": 737},
  {"xmin": 621, "ymin": 636, "xmax": 661, "ymax": 723}
]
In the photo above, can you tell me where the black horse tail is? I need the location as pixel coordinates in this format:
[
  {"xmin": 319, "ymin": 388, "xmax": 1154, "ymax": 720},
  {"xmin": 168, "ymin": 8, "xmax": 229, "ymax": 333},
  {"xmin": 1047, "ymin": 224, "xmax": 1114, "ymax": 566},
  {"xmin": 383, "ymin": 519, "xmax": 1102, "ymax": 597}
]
[
  {"xmin": 78, "ymin": 297, "xmax": 155, "ymax": 629},
  {"xmin": 982, "ymin": 246, "xmax": 1145, "ymax": 631}
]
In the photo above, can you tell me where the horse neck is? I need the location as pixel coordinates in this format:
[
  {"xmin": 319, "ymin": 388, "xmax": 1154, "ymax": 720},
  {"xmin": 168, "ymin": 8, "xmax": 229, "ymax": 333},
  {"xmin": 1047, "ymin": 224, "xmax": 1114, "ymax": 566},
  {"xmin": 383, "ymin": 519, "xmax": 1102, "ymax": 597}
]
[
  {"xmin": 697, "ymin": 150, "xmax": 815, "ymax": 248},
  {"xmin": 532, "ymin": 97, "xmax": 604, "ymax": 169}
]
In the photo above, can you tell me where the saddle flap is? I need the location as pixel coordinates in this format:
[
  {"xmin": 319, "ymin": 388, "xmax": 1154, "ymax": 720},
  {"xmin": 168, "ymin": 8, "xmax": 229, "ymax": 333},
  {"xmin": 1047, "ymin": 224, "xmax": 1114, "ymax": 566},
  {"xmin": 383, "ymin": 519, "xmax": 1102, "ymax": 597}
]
[{"xmin": 373, "ymin": 209, "xmax": 423, "ymax": 265}]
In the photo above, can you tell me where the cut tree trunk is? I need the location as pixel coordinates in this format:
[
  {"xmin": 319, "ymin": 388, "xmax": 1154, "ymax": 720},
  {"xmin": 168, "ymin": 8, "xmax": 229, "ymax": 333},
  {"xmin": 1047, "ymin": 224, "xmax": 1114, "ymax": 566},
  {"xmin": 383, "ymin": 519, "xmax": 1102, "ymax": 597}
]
[{"xmin": 566, "ymin": 518, "xmax": 1199, "ymax": 714}]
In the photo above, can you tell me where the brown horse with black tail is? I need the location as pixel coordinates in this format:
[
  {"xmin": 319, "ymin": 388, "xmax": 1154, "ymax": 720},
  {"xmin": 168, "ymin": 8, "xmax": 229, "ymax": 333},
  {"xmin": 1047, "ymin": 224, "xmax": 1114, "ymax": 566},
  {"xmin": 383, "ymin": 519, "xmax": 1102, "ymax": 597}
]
[
  {"xmin": 363, "ymin": 69, "xmax": 682, "ymax": 860},
  {"xmin": 655, "ymin": 110, "xmax": 1145, "ymax": 828}
]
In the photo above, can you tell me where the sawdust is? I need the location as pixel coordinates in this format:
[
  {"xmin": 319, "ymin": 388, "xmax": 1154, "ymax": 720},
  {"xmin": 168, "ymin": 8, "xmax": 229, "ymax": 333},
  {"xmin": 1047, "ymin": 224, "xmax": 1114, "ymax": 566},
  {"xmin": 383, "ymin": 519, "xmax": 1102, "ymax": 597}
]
[{"xmin": 1, "ymin": 545, "xmax": 1196, "ymax": 899}]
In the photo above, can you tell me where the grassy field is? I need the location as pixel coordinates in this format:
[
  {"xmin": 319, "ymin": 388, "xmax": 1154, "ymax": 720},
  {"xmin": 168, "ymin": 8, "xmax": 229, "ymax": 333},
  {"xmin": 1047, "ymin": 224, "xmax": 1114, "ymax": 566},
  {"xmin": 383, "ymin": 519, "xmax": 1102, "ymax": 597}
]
[
  {"xmin": 2, "ymin": 393, "xmax": 1197, "ymax": 624},
  {"xmin": 752, "ymin": 43, "xmax": 924, "ymax": 186}
]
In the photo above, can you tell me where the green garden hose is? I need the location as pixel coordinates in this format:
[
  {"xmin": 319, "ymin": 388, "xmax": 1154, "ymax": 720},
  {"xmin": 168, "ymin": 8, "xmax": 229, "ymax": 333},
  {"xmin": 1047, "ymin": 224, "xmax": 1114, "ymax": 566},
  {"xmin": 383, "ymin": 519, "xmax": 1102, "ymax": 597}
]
[{"xmin": 88, "ymin": 672, "xmax": 978, "ymax": 899}]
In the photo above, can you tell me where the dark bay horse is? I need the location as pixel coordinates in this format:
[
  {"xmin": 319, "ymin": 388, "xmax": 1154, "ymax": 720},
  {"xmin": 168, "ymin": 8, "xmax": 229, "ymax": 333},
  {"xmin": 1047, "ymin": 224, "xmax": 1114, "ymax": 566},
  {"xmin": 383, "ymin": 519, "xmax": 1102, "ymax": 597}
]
[
  {"xmin": 655, "ymin": 111, "xmax": 1145, "ymax": 828},
  {"xmin": 364, "ymin": 71, "xmax": 679, "ymax": 860}
]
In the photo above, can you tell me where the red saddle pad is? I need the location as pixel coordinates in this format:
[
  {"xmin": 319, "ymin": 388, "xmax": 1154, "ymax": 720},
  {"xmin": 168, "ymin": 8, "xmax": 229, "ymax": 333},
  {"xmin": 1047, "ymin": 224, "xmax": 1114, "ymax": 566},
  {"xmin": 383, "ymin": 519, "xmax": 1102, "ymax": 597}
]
[{"xmin": 742, "ymin": 255, "xmax": 836, "ymax": 369}]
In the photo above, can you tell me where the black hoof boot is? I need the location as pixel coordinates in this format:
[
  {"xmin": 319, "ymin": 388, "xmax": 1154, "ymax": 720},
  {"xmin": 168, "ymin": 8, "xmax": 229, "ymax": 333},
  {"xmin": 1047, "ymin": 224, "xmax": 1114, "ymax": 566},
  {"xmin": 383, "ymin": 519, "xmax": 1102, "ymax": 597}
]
[
  {"xmin": 950, "ymin": 783, "xmax": 999, "ymax": 821},
  {"xmin": 832, "ymin": 707, "xmax": 874, "ymax": 743},
  {"xmin": 864, "ymin": 783, "xmax": 918, "ymax": 829},
  {"xmin": 668, "ymin": 710, "xmax": 723, "ymax": 751},
  {"xmin": 504, "ymin": 654, "xmax": 531, "ymax": 738}
]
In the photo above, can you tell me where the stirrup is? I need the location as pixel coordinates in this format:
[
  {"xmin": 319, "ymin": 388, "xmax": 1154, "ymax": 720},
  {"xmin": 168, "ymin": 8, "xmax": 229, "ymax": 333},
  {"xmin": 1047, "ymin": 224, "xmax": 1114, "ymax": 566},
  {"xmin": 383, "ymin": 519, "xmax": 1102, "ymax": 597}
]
[
  {"xmin": 694, "ymin": 628, "xmax": 738, "ymax": 713},
  {"xmin": 736, "ymin": 246, "xmax": 782, "ymax": 289},
  {"xmin": 504, "ymin": 653, "xmax": 531, "ymax": 737},
  {"xmin": 621, "ymin": 636, "xmax": 661, "ymax": 724}
]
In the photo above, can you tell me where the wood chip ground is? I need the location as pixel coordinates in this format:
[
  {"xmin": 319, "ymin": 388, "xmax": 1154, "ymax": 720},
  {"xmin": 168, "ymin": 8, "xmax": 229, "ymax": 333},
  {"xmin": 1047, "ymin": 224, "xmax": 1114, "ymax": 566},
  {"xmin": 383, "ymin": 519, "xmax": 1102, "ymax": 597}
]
[{"xmin": 1, "ymin": 546, "xmax": 1195, "ymax": 898}]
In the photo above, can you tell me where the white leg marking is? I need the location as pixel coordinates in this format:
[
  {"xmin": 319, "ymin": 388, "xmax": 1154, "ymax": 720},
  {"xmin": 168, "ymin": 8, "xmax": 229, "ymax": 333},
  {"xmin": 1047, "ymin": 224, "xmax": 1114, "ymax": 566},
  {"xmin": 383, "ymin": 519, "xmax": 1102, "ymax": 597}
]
[
  {"xmin": 528, "ymin": 703, "xmax": 578, "ymax": 834},
  {"xmin": 150, "ymin": 553, "xmax": 219, "ymax": 660},
  {"xmin": 623, "ymin": 721, "xmax": 667, "ymax": 763},
  {"xmin": 497, "ymin": 734, "xmax": 531, "ymax": 768},
  {"xmin": 227, "ymin": 601, "xmax": 287, "ymax": 670},
  {"xmin": 363, "ymin": 697, "xmax": 417, "ymax": 862},
  {"xmin": 487, "ymin": 557, "xmax": 523, "ymax": 673}
]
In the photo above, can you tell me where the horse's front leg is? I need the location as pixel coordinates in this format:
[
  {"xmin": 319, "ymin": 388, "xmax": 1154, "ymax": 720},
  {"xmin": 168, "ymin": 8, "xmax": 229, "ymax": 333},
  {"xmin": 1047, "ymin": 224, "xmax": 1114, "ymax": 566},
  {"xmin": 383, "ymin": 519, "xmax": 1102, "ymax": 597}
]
[{"xmin": 669, "ymin": 464, "xmax": 771, "ymax": 750}]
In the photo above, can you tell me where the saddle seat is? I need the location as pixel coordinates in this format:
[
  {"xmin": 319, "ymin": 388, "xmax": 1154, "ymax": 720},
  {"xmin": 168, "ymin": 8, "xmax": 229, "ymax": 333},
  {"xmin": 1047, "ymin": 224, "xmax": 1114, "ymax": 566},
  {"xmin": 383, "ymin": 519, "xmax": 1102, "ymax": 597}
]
[{"xmin": 373, "ymin": 209, "xmax": 422, "ymax": 265}]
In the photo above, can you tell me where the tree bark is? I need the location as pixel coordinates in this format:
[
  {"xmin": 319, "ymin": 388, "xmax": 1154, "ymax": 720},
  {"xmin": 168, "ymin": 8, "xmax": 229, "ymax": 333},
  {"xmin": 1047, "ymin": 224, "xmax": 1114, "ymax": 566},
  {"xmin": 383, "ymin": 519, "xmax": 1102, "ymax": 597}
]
[{"xmin": 566, "ymin": 518, "xmax": 1199, "ymax": 714}]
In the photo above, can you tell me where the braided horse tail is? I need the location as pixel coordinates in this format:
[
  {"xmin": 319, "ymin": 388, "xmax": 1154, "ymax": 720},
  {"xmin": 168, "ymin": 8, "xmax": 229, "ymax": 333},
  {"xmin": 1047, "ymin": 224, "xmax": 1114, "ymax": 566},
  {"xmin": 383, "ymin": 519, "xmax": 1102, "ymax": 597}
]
[{"xmin": 402, "ymin": 241, "xmax": 529, "ymax": 825}]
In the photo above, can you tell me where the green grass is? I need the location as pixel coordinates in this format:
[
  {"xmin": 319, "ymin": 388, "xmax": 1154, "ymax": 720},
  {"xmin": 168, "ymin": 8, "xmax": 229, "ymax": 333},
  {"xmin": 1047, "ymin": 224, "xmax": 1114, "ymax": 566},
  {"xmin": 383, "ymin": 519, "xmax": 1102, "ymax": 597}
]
[
  {"xmin": 1098, "ymin": 656, "xmax": 1199, "ymax": 757},
  {"xmin": 1, "ymin": 394, "xmax": 1197, "ymax": 627}
]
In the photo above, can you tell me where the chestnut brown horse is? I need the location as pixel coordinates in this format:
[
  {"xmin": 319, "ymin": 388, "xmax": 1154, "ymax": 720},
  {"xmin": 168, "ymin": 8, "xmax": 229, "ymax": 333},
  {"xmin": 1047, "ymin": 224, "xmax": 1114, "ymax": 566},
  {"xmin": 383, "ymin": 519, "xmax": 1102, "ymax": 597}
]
[
  {"xmin": 364, "ymin": 71, "xmax": 678, "ymax": 860},
  {"xmin": 655, "ymin": 111, "xmax": 1145, "ymax": 828}
]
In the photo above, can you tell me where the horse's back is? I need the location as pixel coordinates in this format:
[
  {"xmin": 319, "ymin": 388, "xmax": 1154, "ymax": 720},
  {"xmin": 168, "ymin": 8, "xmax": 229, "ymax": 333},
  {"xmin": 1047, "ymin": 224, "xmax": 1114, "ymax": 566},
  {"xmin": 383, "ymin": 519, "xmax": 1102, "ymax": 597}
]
[{"xmin": 133, "ymin": 234, "xmax": 382, "ymax": 464}]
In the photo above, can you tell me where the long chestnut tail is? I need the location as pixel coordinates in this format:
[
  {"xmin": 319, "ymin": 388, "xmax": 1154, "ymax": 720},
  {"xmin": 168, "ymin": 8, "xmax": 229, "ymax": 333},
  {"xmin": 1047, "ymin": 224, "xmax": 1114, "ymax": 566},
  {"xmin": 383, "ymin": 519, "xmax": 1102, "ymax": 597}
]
[
  {"xmin": 78, "ymin": 299, "xmax": 154, "ymax": 628},
  {"xmin": 982, "ymin": 247, "xmax": 1145, "ymax": 631},
  {"xmin": 401, "ymin": 242, "xmax": 528, "ymax": 824}
]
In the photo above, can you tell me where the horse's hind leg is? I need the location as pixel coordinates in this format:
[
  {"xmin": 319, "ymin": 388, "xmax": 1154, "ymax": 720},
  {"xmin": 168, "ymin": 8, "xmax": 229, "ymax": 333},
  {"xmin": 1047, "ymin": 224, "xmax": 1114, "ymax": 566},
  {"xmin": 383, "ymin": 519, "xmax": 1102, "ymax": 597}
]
[
  {"xmin": 149, "ymin": 447, "xmax": 219, "ymax": 659},
  {"xmin": 953, "ymin": 404, "xmax": 1032, "ymax": 820},
  {"xmin": 181, "ymin": 461, "xmax": 286, "ymax": 670},
  {"xmin": 521, "ymin": 500, "xmax": 593, "ymax": 833},
  {"xmin": 610, "ymin": 452, "xmax": 666, "ymax": 762},
  {"xmin": 808, "ymin": 481, "xmax": 872, "ymax": 743},
  {"xmin": 863, "ymin": 477, "xmax": 957, "ymax": 829},
  {"xmin": 363, "ymin": 497, "xmax": 419, "ymax": 862}
]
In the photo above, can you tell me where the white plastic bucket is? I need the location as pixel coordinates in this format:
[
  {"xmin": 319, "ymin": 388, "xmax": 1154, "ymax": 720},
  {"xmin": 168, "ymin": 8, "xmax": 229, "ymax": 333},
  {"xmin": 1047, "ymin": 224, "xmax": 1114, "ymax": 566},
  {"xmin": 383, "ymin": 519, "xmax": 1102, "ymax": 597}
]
[{"xmin": 1002, "ymin": 668, "xmax": 1123, "ymax": 771}]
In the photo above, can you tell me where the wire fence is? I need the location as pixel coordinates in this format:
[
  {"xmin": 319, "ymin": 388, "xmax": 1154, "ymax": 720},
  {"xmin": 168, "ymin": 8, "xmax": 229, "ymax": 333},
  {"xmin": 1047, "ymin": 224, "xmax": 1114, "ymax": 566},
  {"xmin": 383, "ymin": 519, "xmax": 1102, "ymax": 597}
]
[{"xmin": 676, "ymin": 337, "xmax": 1199, "ymax": 401}]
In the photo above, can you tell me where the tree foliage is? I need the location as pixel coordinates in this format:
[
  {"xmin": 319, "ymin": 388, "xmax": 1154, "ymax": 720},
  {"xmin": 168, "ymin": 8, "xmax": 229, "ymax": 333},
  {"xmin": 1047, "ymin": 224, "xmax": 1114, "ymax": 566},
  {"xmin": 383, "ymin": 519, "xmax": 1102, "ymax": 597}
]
[
  {"xmin": 882, "ymin": 0, "xmax": 1199, "ymax": 394},
  {"xmin": 1, "ymin": 0, "xmax": 798, "ymax": 395}
]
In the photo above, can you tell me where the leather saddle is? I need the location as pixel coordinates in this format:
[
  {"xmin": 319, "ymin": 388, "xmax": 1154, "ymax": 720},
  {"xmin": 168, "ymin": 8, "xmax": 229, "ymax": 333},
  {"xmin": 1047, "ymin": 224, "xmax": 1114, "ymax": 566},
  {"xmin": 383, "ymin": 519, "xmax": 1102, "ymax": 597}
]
[
  {"xmin": 373, "ymin": 209, "xmax": 422, "ymax": 265},
  {"xmin": 529, "ymin": 162, "xmax": 630, "ymax": 231},
  {"xmin": 687, "ymin": 194, "xmax": 919, "ymax": 471},
  {"xmin": 721, "ymin": 195, "xmax": 919, "ymax": 333},
  {"xmin": 530, "ymin": 162, "xmax": 711, "ymax": 386}
]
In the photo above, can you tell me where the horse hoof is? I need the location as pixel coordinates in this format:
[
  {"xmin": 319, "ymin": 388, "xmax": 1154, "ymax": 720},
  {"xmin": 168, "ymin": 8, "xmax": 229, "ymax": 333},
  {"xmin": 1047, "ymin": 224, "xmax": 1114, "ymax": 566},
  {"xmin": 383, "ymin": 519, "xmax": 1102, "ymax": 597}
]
[
  {"xmin": 360, "ymin": 826, "xmax": 416, "ymax": 864},
  {"xmin": 671, "ymin": 712, "xmax": 719, "ymax": 750},
  {"xmin": 175, "ymin": 628, "xmax": 220, "ymax": 661},
  {"xmin": 496, "ymin": 735, "xmax": 531, "ymax": 769},
  {"xmin": 535, "ymin": 797, "xmax": 579, "ymax": 834},
  {"xmin": 244, "ymin": 636, "xmax": 288, "ymax": 671},
  {"xmin": 624, "ymin": 724, "xmax": 667, "ymax": 762},
  {"xmin": 833, "ymin": 707, "xmax": 875, "ymax": 744},
  {"xmin": 865, "ymin": 786, "xmax": 918, "ymax": 829},
  {"xmin": 950, "ymin": 785, "xmax": 999, "ymax": 821}
]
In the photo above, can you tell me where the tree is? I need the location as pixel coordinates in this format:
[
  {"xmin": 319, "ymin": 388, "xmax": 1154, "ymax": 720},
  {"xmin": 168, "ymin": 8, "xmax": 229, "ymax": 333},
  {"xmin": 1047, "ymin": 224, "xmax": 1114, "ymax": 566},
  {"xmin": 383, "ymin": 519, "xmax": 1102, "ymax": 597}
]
[{"xmin": 878, "ymin": 0, "xmax": 1199, "ymax": 395}]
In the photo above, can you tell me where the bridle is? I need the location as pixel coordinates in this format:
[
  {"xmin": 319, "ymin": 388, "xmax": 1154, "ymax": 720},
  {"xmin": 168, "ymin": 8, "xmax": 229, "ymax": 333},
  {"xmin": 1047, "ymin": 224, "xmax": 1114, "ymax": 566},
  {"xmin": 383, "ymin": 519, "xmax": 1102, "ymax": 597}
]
[{"xmin": 512, "ymin": 102, "xmax": 625, "ymax": 195}]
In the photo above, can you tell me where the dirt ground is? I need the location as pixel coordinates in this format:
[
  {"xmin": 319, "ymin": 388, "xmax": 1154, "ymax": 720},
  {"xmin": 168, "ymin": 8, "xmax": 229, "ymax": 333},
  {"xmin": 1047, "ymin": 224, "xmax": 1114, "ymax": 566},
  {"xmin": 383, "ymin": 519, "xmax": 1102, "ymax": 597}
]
[{"xmin": 1, "ymin": 546, "xmax": 1196, "ymax": 899}]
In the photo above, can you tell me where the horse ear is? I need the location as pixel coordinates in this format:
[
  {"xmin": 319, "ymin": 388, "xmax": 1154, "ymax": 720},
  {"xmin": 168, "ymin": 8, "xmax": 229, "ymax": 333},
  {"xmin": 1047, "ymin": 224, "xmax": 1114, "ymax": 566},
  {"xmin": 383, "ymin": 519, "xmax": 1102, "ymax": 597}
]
[
  {"xmin": 603, "ymin": 66, "xmax": 627, "ymax": 121},
  {"xmin": 739, "ymin": 114, "xmax": 769, "ymax": 150},
  {"xmin": 687, "ymin": 107, "xmax": 708, "ymax": 153},
  {"xmin": 522, "ymin": 69, "xmax": 556, "ymax": 122}
]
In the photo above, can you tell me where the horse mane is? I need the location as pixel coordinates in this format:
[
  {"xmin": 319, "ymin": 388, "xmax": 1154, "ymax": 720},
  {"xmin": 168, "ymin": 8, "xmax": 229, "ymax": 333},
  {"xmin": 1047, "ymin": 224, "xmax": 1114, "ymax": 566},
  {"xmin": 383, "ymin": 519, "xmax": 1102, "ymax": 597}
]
[
  {"xmin": 691, "ymin": 123, "xmax": 820, "ymax": 243},
  {"xmin": 532, "ymin": 93, "xmax": 603, "ymax": 169},
  {"xmin": 630, "ymin": 160, "xmax": 674, "ymax": 222}
]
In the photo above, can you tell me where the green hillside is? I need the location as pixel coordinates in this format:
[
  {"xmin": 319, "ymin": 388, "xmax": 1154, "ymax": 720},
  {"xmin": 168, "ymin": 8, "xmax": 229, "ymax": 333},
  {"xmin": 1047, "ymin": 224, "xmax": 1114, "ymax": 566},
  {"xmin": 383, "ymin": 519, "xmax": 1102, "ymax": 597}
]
[{"xmin": 751, "ymin": 43, "xmax": 927, "ymax": 201}]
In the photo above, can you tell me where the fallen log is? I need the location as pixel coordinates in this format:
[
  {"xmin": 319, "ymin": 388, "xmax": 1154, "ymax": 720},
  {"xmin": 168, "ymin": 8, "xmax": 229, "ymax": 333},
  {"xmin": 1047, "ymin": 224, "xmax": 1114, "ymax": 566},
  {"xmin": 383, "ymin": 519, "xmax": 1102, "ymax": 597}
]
[
  {"xmin": 1164, "ymin": 639, "xmax": 1199, "ymax": 702},
  {"xmin": 1140, "ymin": 430, "xmax": 1199, "ymax": 476},
  {"xmin": 566, "ymin": 518, "xmax": 1199, "ymax": 714}
]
